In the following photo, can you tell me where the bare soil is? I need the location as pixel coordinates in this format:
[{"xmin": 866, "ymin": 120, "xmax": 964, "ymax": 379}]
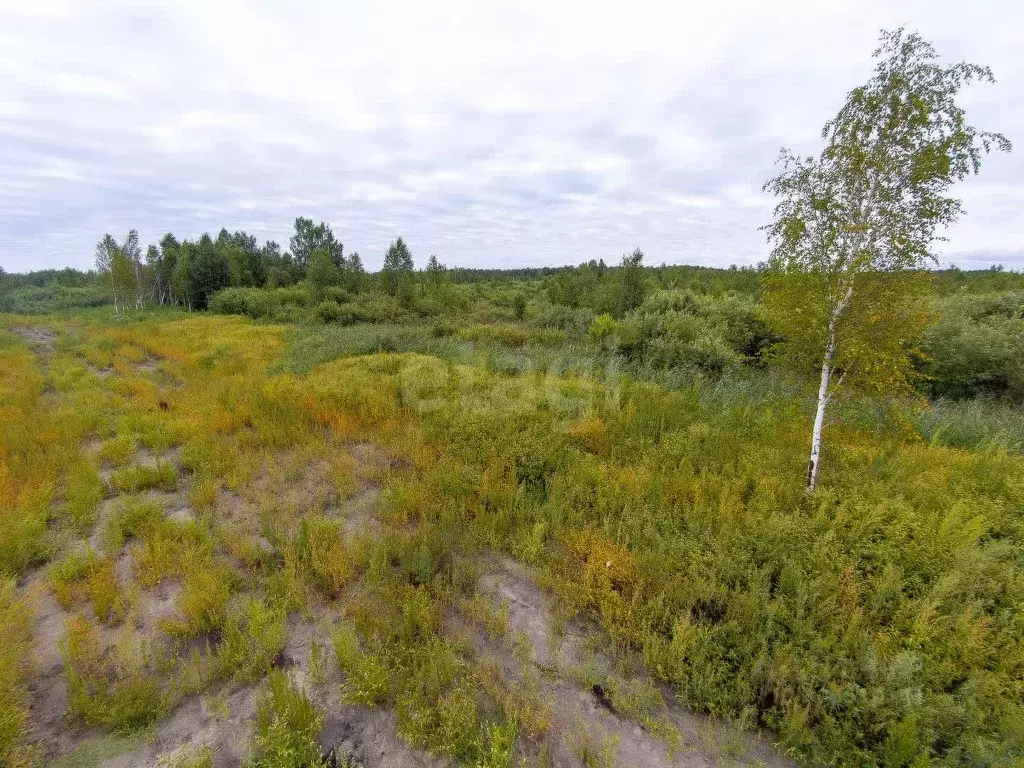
[{"xmin": 466, "ymin": 556, "xmax": 796, "ymax": 768}]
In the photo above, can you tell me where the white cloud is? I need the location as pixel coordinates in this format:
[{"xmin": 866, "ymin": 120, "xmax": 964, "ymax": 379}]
[{"xmin": 0, "ymin": 0, "xmax": 1020, "ymax": 272}]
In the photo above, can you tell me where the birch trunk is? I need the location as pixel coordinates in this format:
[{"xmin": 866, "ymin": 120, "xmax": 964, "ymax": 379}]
[
  {"xmin": 806, "ymin": 324, "xmax": 836, "ymax": 491},
  {"xmin": 806, "ymin": 283, "xmax": 853, "ymax": 491}
]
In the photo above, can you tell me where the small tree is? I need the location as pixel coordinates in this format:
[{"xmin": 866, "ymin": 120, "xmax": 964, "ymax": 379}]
[
  {"xmin": 618, "ymin": 247, "xmax": 646, "ymax": 315},
  {"xmin": 382, "ymin": 237, "xmax": 414, "ymax": 296},
  {"xmin": 762, "ymin": 29, "xmax": 1010, "ymax": 491},
  {"xmin": 95, "ymin": 233, "xmax": 137, "ymax": 318},
  {"xmin": 189, "ymin": 234, "xmax": 231, "ymax": 309},
  {"xmin": 95, "ymin": 234, "xmax": 119, "ymax": 316},
  {"xmin": 171, "ymin": 243, "xmax": 194, "ymax": 311},
  {"xmin": 345, "ymin": 252, "xmax": 365, "ymax": 294},
  {"xmin": 307, "ymin": 248, "xmax": 340, "ymax": 299},
  {"xmin": 290, "ymin": 217, "xmax": 343, "ymax": 271},
  {"xmin": 123, "ymin": 229, "xmax": 145, "ymax": 310},
  {"xmin": 157, "ymin": 233, "xmax": 180, "ymax": 305},
  {"xmin": 425, "ymin": 254, "xmax": 446, "ymax": 285}
]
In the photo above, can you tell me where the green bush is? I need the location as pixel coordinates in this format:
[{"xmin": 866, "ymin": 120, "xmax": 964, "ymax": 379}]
[
  {"xmin": 457, "ymin": 323, "xmax": 566, "ymax": 348},
  {"xmin": 209, "ymin": 286, "xmax": 313, "ymax": 320},
  {"xmin": 610, "ymin": 289, "xmax": 772, "ymax": 375},
  {"xmin": 215, "ymin": 598, "xmax": 287, "ymax": 682},
  {"xmin": 247, "ymin": 672, "xmax": 326, "ymax": 768},
  {"xmin": 332, "ymin": 622, "xmax": 391, "ymax": 706},
  {"xmin": 312, "ymin": 301, "xmax": 345, "ymax": 324},
  {"xmin": 109, "ymin": 462, "xmax": 177, "ymax": 494},
  {"xmin": 919, "ymin": 291, "xmax": 1024, "ymax": 400}
]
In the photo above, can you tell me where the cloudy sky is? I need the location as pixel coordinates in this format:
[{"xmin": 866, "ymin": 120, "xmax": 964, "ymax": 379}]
[{"xmin": 1, "ymin": 0, "xmax": 1020, "ymax": 273}]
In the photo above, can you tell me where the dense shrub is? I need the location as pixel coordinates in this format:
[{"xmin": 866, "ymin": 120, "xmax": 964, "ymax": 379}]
[
  {"xmin": 457, "ymin": 323, "xmax": 566, "ymax": 348},
  {"xmin": 527, "ymin": 302, "xmax": 596, "ymax": 336},
  {"xmin": 0, "ymin": 283, "xmax": 108, "ymax": 314},
  {"xmin": 607, "ymin": 289, "xmax": 773, "ymax": 375},
  {"xmin": 209, "ymin": 286, "xmax": 311, "ymax": 320},
  {"xmin": 919, "ymin": 291, "xmax": 1024, "ymax": 400}
]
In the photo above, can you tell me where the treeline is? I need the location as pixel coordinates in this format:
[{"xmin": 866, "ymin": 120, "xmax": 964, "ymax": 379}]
[
  {"xmin": 90, "ymin": 218, "xmax": 372, "ymax": 314},
  {"xmin": 3, "ymin": 222, "xmax": 1022, "ymax": 402}
]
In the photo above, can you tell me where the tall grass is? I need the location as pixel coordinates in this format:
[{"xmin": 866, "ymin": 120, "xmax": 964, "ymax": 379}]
[{"xmin": 2, "ymin": 311, "xmax": 1021, "ymax": 766}]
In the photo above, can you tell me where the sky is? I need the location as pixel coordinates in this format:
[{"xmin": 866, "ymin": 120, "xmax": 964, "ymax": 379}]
[{"xmin": 0, "ymin": 0, "xmax": 1021, "ymax": 273}]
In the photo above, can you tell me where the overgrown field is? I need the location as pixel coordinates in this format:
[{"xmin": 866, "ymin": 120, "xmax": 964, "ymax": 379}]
[{"xmin": 0, "ymin": 312, "xmax": 1021, "ymax": 767}]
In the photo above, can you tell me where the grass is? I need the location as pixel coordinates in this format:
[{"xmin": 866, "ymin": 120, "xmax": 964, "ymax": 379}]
[
  {"xmin": 0, "ymin": 580, "xmax": 36, "ymax": 768},
  {"xmin": 247, "ymin": 671, "xmax": 326, "ymax": 768},
  {"xmin": 1, "ymin": 311, "xmax": 1022, "ymax": 766},
  {"xmin": 61, "ymin": 615, "xmax": 170, "ymax": 733},
  {"xmin": 157, "ymin": 744, "xmax": 214, "ymax": 768},
  {"xmin": 50, "ymin": 733, "xmax": 152, "ymax": 768}
]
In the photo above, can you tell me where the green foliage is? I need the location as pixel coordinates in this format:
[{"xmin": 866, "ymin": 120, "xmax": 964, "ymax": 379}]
[
  {"xmin": 307, "ymin": 249, "xmax": 341, "ymax": 299},
  {"xmin": 919, "ymin": 291, "xmax": 1024, "ymax": 400},
  {"xmin": 109, "ymin": 461, "xmax": 177, "ymax": 494},
  {"xmin": 0, "ymin": 281, "xmax": 108, "ymax": 314},
  {"xmin": 49, "ymin": 548, "xmax": 125, "ymax": 622},
  {"xmin": 915, "ymin": 397, "xmax": 1024, "ymax": 450},
  {"xmin": 98, "ymin": 434, "xmax": 137, "ymax": 467},
  {"xmin": 247, "ymin": 671, "xmax": 327, "ymax": 768},
  {"xmin": 289, "ymin": 217, "xmax": 343, "ymax": 271},
  {"xmin": 613, "ymin": 289, "xmax": 770, "ymax": 374},
  {"xmin": 173, "ymin": 235, "xmax": 232, "ymax": 310},
  {"xmin": 62, "ymin": 616, "xmax": 170, "ymax": 733},
  {"xmin": 763, "ymin": 270, "xmax": 930, "ymax": 394},
  {"xmin": 102, "ymin": 496, "xmax": 164, "ymax": 551},
  {"xmin": 762, "ymin": 29, "xmax": 1010, "ymax": 488},
  {"xmin": 618, "ymin": 247, "xmax": 646, "ymax": 314},
  {"xmin": 382, "ymin": 237, "xmax": 414, "ymax": 296},
  {"xmin": 215, "ymin": 598, "xmax": 287, "ymax": 682},
  {"xmin": 64, "ymin": 457, "xmax": 104, "ymax": 532},
  {"xmin": 0, "ymin": 580, "xmax": 34, "ymax": 768},
  {"xmin": 457, "ymin": 323, "xmax": 566, "ymax": 348},
  {"xmin": 157, "ymin": 744, "xmax": 214, "ymax": 768},
  {"xmin": 303, "ymin": 351, "xmax": 1024, "ymax": 766},
  {"xmin": 332, "ymin": 622, "xmax": 391, "ymax": 706},
  {"xmin": 159, "ymin": 562, "xmax": 235, "ymax": 639}
]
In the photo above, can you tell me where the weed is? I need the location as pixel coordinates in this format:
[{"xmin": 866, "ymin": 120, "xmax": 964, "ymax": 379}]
[
  {"xmin": 216, "ymin": 598, "xmax": 287, "ymax": 682},
  {"xmin": 109, "ymin": 462, "xmax": 178, "ymax": 494},
  {"xmin": 97, "ymin": 434, "xmax": 137, "ymax": 467},
  {"xmin": 50, "ymin": 733, "xmax": 150, "ymax": 768},
  {"xmin": 102, "ymin": 495, "xmax": 164, "ymax": 552},
  {"xmin": 50, "ymin": 548, "xmax": 103, "ymax": 608},
  {"xmin": 331, "ymin": 622, "xmax": 390, "ymax": 706},
  {"xmin": 203, "ymin": 691, "xmax": 231, "ymax": 719},
  {"xmin": 463, "ymin": 592, "xmax": 509, "ymax": 640},
  {"xmin": 157, "ymin": 744, "xmax": 214, "ymax": 768},
  {"xmin": 308, "ymin": 641, "xmax": 326, "ymax": 687},
  {"xmin": 247, "ymin": 671, "xmax": 327, "ymax": 768},
  {"xmin": 0, "ymin": 580, "xmax": 35, "ymax": 768},
  {"xmin": 65, "ymin": 457, "xmax": 104, "ymax": 532},
  {"xmin": 62, "ymin": 615, "xmax": 169, "ymax": 733},
  {"xmin": 159, "ymin": 561, "xmax": 235, "ymax": 639}
]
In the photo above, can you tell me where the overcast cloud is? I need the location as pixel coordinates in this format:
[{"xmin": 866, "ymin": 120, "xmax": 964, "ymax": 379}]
[{"xmin": 0, "ymin": 0, "xmax": 1020, "ymax": 272}]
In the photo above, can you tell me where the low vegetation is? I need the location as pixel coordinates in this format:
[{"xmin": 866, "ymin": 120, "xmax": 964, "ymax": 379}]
[{"xmin": 0, "ymin": 28, "xmax": 1020, "ymax": 768}]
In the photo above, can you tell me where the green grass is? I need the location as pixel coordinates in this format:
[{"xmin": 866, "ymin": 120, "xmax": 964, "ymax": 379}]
[
  {"xmin": 50, "ymin": 733, "xmax": 152, "ymax": 768},
  {"xmin": 3, "ymin": 308, "xmax": 1023, "ymax": 766},
  {"xmin": 247, "ymin": 671, "xmax": 327, "ymax": 768},
  {"xmin": 109, "ymin": 462, "xmax": 178, "ymax": 494}
]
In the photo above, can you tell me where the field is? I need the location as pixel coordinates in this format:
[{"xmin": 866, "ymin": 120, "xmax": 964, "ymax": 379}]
[{"xmin": 1, "ymin": 281, "xmax": 1022, "ymax": 768}]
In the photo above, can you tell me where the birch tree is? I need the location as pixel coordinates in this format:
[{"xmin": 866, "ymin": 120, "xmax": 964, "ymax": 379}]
[
  {"xmin": 95, "ymin": 234, "xmax": 124, "ymax": 318},
  {"xmin": 762, "ymin": 29, "xmax": 1010, "ymax": 491},
  {"xmin": 123, "ymin": 229, "xmax": 145, "ymax": 310}
]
